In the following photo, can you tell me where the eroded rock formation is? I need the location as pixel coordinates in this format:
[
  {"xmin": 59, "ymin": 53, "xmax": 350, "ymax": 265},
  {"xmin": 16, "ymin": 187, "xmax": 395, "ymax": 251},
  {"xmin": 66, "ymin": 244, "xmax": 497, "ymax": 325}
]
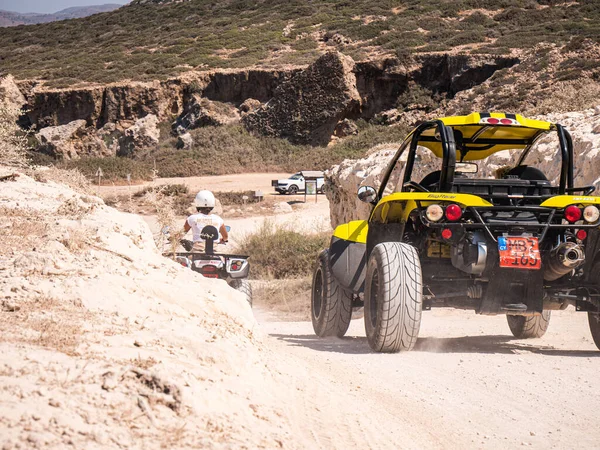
[{"xmin": 242, "ymin": 52, "xmax": 362, "ymax": 145}]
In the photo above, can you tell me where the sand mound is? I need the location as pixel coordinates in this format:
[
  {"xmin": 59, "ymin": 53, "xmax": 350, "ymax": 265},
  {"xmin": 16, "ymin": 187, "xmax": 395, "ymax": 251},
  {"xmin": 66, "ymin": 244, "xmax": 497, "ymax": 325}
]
[{"xmin": 0, "ymin": 168, "xmax": 290, "ymax": 449}]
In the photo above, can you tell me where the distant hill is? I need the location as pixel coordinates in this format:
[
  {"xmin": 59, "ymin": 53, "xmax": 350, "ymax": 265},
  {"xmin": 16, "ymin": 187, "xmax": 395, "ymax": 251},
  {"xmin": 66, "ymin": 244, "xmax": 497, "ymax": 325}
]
[
  {"xmin": 0, "ymin": 4, "xmax": 122, "ymax": 27},
  {"xmin": 1, "ymin": 0, "xmax": 599, "ymax": 88}
]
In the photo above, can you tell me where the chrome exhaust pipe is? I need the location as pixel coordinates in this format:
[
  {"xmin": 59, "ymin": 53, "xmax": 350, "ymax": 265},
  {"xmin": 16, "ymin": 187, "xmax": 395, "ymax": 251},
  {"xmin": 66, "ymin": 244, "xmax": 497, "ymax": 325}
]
[{"xmin": 543, "ymin": 242, "xmax": 585, "ymax": 281}]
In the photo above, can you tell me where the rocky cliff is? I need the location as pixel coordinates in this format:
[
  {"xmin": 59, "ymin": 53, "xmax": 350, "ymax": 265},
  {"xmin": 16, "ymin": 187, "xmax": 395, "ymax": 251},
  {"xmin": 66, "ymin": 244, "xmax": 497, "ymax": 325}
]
[{"xmin": 5, "ymin": 52, "xmax": 518, "ymax": 159}]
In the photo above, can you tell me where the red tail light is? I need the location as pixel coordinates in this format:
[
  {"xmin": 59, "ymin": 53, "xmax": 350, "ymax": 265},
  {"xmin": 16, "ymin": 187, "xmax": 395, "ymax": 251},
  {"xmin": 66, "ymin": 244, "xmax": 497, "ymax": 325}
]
[
  {"xmin": 445, "ymin": 204, "xmax": 463, "ymax": 221},
  {"xmin": 576, "ymin": 229, "xmax": 587, "ymax": 240},
  {"xmin": 564, "ymin": 205, "xmax": 582, "ymax": 223}
]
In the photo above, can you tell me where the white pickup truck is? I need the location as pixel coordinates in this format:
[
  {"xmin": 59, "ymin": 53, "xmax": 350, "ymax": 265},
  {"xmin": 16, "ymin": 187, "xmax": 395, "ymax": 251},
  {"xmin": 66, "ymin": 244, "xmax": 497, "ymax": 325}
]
[{"xmin": 272, "ymin": 172, "xmax": 325, "ymax": 195}]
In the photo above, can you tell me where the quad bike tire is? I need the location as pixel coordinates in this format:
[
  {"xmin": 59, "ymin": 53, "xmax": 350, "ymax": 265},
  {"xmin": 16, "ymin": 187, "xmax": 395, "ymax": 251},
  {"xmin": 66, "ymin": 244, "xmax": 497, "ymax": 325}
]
[
  {"xmin": 506, "ymin": 311, "xmax": 551, "ymax": 339},
  {"xmin": 288, "ymin": 185, "xmax": 299, "ymax": 195},
  {"xmin": 229, "ymin": 279, "xmax": 252, "ymax": 307},
  {"xmin": 364, "ymin": 242, "xmax": 422, "ymax": 353},
  {"xmin": 311, "ymin": 249, "xmax": 352, "ymax": 338}
]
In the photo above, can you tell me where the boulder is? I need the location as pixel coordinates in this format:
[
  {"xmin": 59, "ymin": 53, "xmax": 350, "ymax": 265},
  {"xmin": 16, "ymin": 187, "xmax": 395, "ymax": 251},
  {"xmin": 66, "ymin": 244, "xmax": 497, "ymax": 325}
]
[
  {"xmin": 36, "ymin": 120, "xmax": 117, "ymax": 159},
  {"xmin": 36, "ymin": 120, "xmax": 88, "ymax": 159},
  {"xmin": 273, "ymin": 202, "xmax": 293, "ymax": 214},
  {"xmin": 333, "ymin": 119, "xmax": 358, "ymax": 137},
  {"xmin": 325, "ymin": 146, "xmax": 396, "ymax": 228},
  {"xmin": 242, "ymin": 52, "xmax": 362, "ymax": 145},
  {"xmin": 176, "ymin": 132, "xmax": 194, "ymax": 150},
  {"xmin": 172, "ymin": 95, "xmax": 240, "ymax": 135},
  {"xmin": 118, "ymin": 114, "xmax": 160, "ymax": 157},
  {"xmin": 0, "ymin": 75, "xmax": 26, "ymax": 109},
  {"xmin": 239, "ymin": 98, "xmax": 262, "ymax": 114}
]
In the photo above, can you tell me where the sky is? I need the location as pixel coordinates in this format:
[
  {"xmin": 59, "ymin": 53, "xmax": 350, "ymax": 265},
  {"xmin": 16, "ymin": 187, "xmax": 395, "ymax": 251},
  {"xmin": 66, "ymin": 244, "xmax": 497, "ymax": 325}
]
[{"xmin": 0, "ymin": 0, "xmax": 131, "ymax": 14}]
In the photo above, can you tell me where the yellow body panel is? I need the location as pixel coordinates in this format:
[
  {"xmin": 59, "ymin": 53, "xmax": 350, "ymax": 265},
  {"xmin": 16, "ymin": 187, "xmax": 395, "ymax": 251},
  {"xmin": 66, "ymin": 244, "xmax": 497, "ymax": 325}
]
[
  {"xmin": 540, "ymin": 196, "xmax": 600, "ymax": 207},
  {"xmin": 439, "ymin": 113, "xmax": 552, "ymax": 130},
  {"xmin": 371, "ymin": 192, "xmax": 493, "ymax": 223},
  {"xmin": 332, "ymin": 220, "xmax": 369, "ymax": 244},
  {"xmin": 417, "ymin": 112, "xmax": 554, "ymax": 161}
]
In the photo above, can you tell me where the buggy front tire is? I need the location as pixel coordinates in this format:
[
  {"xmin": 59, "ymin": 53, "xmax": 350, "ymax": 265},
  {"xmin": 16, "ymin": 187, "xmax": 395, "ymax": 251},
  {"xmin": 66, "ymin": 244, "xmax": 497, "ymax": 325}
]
[
  {"xmin": 506, "ymin": 311, "xmax": 550, "ymax": 339},
  {"xmin": 311, "ymin": 250, "xmax": 353, "ymax": 338},
  {"xmin": 364, "ymin": 242, "xmax": 423, "ymax": 353}
]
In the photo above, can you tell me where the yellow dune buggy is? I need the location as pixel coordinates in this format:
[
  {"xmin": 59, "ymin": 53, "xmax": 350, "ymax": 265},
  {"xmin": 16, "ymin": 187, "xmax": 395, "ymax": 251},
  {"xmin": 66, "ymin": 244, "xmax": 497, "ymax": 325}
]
[{"xmin": 312, "ymin": 112, "xmax": 600, "ymax": 353}]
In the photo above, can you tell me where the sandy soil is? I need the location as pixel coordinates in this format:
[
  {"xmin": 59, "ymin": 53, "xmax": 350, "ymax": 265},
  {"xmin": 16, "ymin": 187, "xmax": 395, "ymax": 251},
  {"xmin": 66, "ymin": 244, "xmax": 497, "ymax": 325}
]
[
  {"xmin": 258, "ymin": 308, "xmax": 600, "ymax": 449},
  {"xmin": 4, "ymin": 169, "xmax": 599, "ymax": 449}
]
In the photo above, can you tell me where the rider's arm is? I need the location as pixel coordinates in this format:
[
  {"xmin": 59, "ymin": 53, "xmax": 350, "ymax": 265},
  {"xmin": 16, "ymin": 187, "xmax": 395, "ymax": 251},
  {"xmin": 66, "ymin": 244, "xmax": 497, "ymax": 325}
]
[
  {"xmin": 183, "ymin": 219, "xmax": 191, "ymax": 233},
  {"xmin": 219, "ymin": 223, "xmax": 229, "ymax": 243}
]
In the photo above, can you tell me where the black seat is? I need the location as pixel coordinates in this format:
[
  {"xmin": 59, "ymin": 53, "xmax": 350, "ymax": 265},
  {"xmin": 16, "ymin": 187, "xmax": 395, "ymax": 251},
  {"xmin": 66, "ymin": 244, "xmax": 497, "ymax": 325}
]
[
  {"xmin": 420, "ymin": 170, "xmax": 441, "ymax": 190},
  {"xmin": 504, "ymin": 165, "xmax": 548, "ymax": 181}
]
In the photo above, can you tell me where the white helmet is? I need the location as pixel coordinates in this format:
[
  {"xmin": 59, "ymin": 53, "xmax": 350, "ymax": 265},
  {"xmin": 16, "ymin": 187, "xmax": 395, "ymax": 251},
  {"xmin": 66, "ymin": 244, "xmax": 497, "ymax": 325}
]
[{"xmin": 194, "ymin": 190, "xmax": 215, "ymax": 208}]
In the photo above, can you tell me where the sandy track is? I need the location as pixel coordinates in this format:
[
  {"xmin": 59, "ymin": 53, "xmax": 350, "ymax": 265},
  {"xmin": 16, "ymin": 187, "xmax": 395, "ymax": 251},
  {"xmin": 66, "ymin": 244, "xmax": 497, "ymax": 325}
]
[{"xmin": 258, "ymin": 308, "xmax": 600, "ymax": 449}]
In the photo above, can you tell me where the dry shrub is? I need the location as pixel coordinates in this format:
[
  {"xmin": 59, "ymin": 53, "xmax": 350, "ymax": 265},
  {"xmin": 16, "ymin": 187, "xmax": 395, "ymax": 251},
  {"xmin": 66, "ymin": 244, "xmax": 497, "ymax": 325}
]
[
  {"xmin": 143, "ymin": 188, "xmax": 182, "ymax": 252},
  {"xmin": 59, "ymin": 226, "xmax": 90, "ymax": 253},
  {"xmin": 56, "ymin": 197, "xmax": 94, "ymax": 220},
  {"xmin": 0, "ymin": 101, "xmax": 28, "ymax": 167},
  {"xmin": 32, "ymin": 166, "xmax": 93, "ymax": 195},
  {"xmin": 0, "ymin": 207, "xmax": 48, "ymax": 256},
  {"xmin": 0, "ymin": 296, "xmax": 85, "ymax": 355},
  {"xmin": 253, "ymin": 278, "xmax": 311, "ymax": 321},
  {"xmin": 238, "ymin": 221, "xmax": 328, "ymax": 279}
]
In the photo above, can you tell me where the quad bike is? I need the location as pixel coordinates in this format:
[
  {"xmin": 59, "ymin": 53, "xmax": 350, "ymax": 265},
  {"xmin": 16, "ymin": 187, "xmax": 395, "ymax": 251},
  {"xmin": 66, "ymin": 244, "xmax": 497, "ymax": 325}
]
[
  {"xmin": 312, "ymin": 112, "xmax": 600, "ymax": 353},
  {"xmin": 162, "ymin": 225, "xmax": 252, "ymax": 306}
]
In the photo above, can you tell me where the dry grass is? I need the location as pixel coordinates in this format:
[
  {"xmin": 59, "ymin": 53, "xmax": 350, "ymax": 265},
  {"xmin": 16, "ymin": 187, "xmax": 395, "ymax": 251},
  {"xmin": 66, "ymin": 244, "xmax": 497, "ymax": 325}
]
[
  {"xmin": 0, "ymin": 101, "xmax": 28, "ymax": 167},
  {"xmin": 143, "ymin": 188, "xmax": 184, "ymax": 253},
  {"xmin": 0, "ymin": 207, "xmax": 48, "ymax": 256},
  {"xmin": 253, "ymin": 278, "xmax": 312, "ymax": 321},
  {"xmin": 0, "ymin": 295, "xmax": 87, "ymax": 355},
  {"xmin": 59, "ymin": 226, "xmax": 90, "ymax": 253},
  {"xmin": 238, "ymin": 221, "xmax": 328, "ymax": 279},
  {"xmin": 31, "ymin": 166, "xmax": 93, "ymax": 195}
]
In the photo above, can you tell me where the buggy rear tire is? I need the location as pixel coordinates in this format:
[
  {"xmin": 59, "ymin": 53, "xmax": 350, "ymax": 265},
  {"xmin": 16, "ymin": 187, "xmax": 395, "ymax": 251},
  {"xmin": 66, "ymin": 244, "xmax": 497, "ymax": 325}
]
[
  {"xmin": 364, "ymin": 242, "xmax": 422, "ymax": 353},
  {"xmin": 311, "ymin": 250, "xmax": 352, "ymax": 338},
  {"xmin": 588, "ymin": 313, "xmax": 600, "ymax": 350},
  {"xmin": 229, "ymin": 279, "xmax": 252, "ymax": 307},
  {"xmin": 506, "ymin": 311, "xmax": 550, "ymax": 339}
]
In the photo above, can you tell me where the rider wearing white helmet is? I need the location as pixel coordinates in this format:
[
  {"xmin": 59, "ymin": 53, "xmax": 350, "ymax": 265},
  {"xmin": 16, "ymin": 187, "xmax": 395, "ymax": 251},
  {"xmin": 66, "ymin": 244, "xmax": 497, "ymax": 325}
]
[{"xmin": 183, "ymin": 190, "xmax": 228, "ymax": 251}]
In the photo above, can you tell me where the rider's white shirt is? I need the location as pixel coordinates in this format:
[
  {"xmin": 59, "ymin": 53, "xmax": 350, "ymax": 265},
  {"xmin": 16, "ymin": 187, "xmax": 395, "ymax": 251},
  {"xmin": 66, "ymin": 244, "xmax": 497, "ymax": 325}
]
[{"xmin": 187, "ymin": 213, "xmax": 224, "ymax": 242}]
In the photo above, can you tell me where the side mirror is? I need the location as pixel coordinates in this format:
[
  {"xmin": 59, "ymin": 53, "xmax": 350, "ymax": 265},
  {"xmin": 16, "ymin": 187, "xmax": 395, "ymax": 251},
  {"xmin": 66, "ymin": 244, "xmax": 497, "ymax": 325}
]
[{"xmin": 357, "ymin": 186, "xmax": 377, "ymax": 204}]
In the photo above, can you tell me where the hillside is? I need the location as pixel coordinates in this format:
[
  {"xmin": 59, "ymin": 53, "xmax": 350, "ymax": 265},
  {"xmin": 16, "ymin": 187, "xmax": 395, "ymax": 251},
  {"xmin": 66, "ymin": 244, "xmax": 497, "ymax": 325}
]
[
  {"xmin": 0, "ymin": 5, "xmax": 122, "ymax": 27},
  {"xmin": 0, "ymin": 0, "xmax": 599, "ymax": 87}
]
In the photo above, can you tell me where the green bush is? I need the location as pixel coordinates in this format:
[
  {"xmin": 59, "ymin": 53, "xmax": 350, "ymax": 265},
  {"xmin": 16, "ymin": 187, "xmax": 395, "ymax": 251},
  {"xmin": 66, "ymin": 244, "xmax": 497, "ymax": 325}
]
[{"xmin": 238, "ymin": 221, "xmax": 329, "ymax": 279}]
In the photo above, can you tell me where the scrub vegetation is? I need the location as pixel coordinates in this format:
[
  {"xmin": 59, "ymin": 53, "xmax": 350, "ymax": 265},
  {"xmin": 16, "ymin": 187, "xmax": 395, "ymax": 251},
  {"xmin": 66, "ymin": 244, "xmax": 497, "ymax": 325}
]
[
  {"xmin": 50, "ymin": 121, "xmax": 409, "ymax": 181},
  {"xmin": 1, "ymin": 0, "xmax": 599, "ymax": 87}
]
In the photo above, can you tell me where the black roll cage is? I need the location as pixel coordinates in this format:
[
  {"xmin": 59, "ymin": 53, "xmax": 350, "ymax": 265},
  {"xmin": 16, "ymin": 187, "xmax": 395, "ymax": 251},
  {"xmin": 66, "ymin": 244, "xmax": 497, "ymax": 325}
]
[{"xmin": 377, "ymin": 120, "xmax": 576, "ymax": 201}]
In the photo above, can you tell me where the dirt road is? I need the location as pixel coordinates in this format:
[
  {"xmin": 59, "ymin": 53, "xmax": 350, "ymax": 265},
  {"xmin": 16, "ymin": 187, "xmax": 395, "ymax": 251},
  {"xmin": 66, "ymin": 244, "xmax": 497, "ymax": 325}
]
[
  {"xmin": 109, "ymin": 172, "xmax": 600, "ymax": 448},
  {"xmin": 258, "ymin": 308, "xmax": 600, "ymax": 449},
  {"xmin": 97, "ymin": 172, "xmax": 292, "ymax": 197}
]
